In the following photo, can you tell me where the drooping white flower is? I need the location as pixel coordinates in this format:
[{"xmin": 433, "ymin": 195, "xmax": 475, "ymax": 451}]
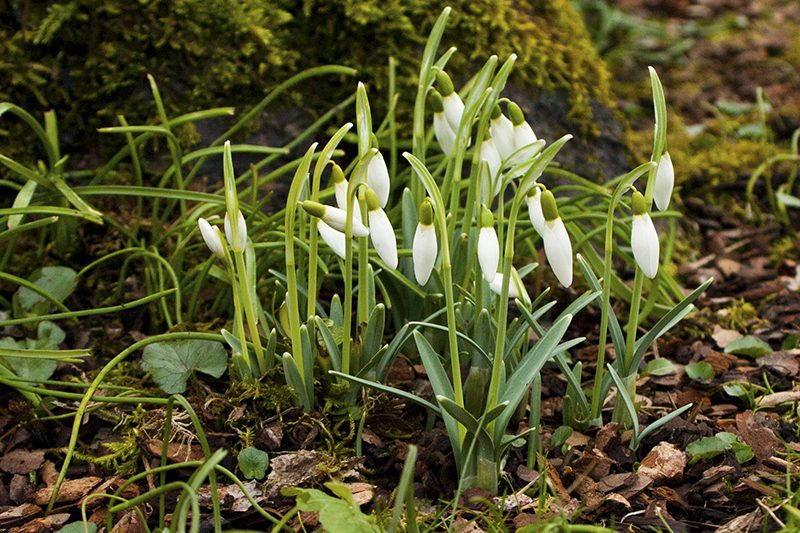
[
  {"xmin": 301, "ymin": 201, "xmax": 369, "ymax": 237},
  {"xmin": 480, "ymin": 135, "xmax": 503, "ymax": 198},
  {"xmin": 508, "ymin": 102, "xmax": 539, "ymax": 164},
  {"xmin": 653, "ymin": 152, "xmax": 674, "ymax": 211},
  {"xmin": 317, "ymin": 220, "xmax": 347, "ymax": 260},
  {"xmin": 412, "ymin": 198, "xmax": 437, "ymax": 285},
  {"xmin": 631, "ymin": 191, "xmax": 660, "ymax": 278},
  {"xmin": 198, "ymin": 217, "xmax": 225, "ymax": 259},
  {"xmin": 224, "ymin": 210, "xmax": 247, "ymax": 252},
  {"xmin": 490, "ymin": 104, "xmax": 515, "ymax": 161},
  {"xmin": 478, "ymin": 205, "xmax": 500, "ymax": 283},
  {"xmin": 366, "ymin": 143, "xmax": 390, "ymax": 208},
  {"xmin": 329, "ymin": 163, "xmax": 366, "ymax": 228},
  {"xmin": 539, "ymin": 190, "xmax": 573, "ymax": 287},
  {"xmin": 527, "ymin": 187, "xmax": 545, "ymax": 235},
  {"xmin": 437, "ymin": 70, "xmax": 464, "ymax": 134},
  {"xmin": 366, "ymin": 189, "xmax": 398, "ymax": 270},
  {"xmin": 431, "ymin": 90, "xmax": 457, "ymax": 158},
  {"xmin": 488, "ymin": 267, "xmax": 522, "ymax": 300}
]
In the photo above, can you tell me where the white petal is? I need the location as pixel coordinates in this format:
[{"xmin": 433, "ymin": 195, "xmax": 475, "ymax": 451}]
[
  {"xmin": 413, "ymin": 224, "xmax": 437, "ymax": 285},
  {"xmin": 317, "ymin": 220, "xmax": 347, "ymax": 260},
  {"xmin": 434, "ymin": 112, "xmax": 457, "ymax": 158},
  {"xmin": 478, "ymin": 226, "xmax": 500, "ymax": 283},
  {"xmin": 542, "ymin": 218, "xmax": 573, "ymax": 287},
  {"xmin": 479, "ymin": 139, "xmax": 503, "ymax": 197},
  {"xmin": 491, "ymin": 114, "xmax": 515, "ymax": 161},
  {"xmin": 366, "ymin": 152, "xmax": 390, "ymax": 208},
  {"xmin": 333, "ymin": 179, "xmax": 362, "ymax": 228},
  {"xmin": 323, "ymin": 206, "xmax": 369, "ymax": 237},
  {"xmin": 443, "ymin": 92, "xmax": 464, "ymax": 133},
  {"xmin": 513, "ymin": 121, "xmax": 537, "ymax": 151},
  {"xmin": 488, "ymin": 273, "xmax": 520, "ymax": 299},
  {"xmin": 631, "ymin": 213, "xmax": 660, "ymax": 279},
  {"xmin": 224, "ymin": 211, "xmax": 247, "ymax": 251},
  {"xmin": 527, "ymin": 190, "xmax": 545, "ymax": 235},
  {"xmin": 198, "ymin": 218, "xmax": 225, "ymax": 259},
  {"xmin": 653, "ymin": 153, "xmax": 674, "ymax": 211},
  {"xmin": 368, "ymin": 208, "xmax": 398, "ymax": 270}
]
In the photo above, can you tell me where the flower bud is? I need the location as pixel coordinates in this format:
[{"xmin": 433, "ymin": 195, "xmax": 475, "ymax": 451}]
[
  {"xmin": 366, "ymin": 189, "xmax": 398, "ymax": 270},
  {"xmin": 653, "ymin": 152, "xmax": 674, "ymax": 211},
  {"xmin": 301, "ymin": 201, "xmax": 369, "ymax": 237},
  {"xmin": 631, "ymin": 191, "xmax": 660, "ymax": 278},
  {"xmin": 198, "ymin": 218, "xmax": 225, "ymax": 259},
  {"xmin": 224, "ymin": 210, "xmax": 247, "ymax": 252},
  {"xmin": 490, "ymin": 104, "xmax": 515, "ymax": 161},
  {"xmin": 478, "ymin": 205, "xmax": 500, "ymax": 283},
  {"xmin": 412, "ymin": 199, "xmax": 437, "ymax": 285}
]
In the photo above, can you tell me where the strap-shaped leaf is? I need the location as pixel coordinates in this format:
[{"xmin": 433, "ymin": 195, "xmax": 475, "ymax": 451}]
[
  {"xmin": 315, "ymin": 317, "xmax": 341, "ymax": 373},
  {"xmin": 328, "ymin": 371, "xmax": 439, "ymax": 414},
  {"xmin": 413, "ymin": 331, "xmax": 455, "ymax": 402},
  {"xmin": 634, "ymin": 403, "xmax": 693, "ymax": 450},
  {"xmin": 605, "ymin": 364, "xmax": 639, "ymax": 439},
  {"xmin": 282, "ymin": 353, "xmax": 311, "ymax": 412},
  {"xmin": 437, "ymin": 396, "xmax": 494, "ymax": 452},
  {"xmin": 577, "ymin": 255, "xmax": 626, "ymax": 354},
  {"xmin": 495, "ymin": 314, "xmax": 573, "ymax": 439},
  {"xmin": 8, "ymin": 180, "xmax": 37, "ymax": 229},
  {"xmin": 362, "ymin": 303, "xmax": 385, "ymax": 362}
]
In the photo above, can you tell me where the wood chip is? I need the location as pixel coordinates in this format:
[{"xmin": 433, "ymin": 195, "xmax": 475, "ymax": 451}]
[
  {"xmin": 0, "ymin": 450, "xmax": 45, "ymax": 475},
  {"xmin": 712, "ymin": 326, "xmax": 743, "ymax": 349},
  {"xmin": 637, "ymin": 442, "xmax": 687, "ymax": 485},
  {"xmin": 0, "ymin": 504, "xmax": 43, "ymax": 529},
  {"xmin": 32, "ymin": 476, "xmax": 103, "ymax": 505},
  {"xmin": 757, "ymin": 350, "xmax": 800, "ymax": 376},
  {"xmin": 141, "ymin": 439, "xmax": 206, "ymax": 463},
  {"xmin": 756, "ymin": 390, "xmax": 800, "ymax": 406},
  {"xmin": 736, "ymin": 410, "xmax": 782, "ymax": 462}
]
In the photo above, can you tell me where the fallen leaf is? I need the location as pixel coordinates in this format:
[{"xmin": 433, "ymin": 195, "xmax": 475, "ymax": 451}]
[
  {"xmin": 637, "ymin": 442, "xmax": 686, "ymax": 485},
  {"xmin": 735, "ymin": 410, "xmax": 782, "ymax": 462}
]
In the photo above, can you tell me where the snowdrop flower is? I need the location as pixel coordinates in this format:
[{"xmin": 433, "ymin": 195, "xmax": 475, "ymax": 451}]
[
  {"xmin": 413, "ymin": 198, "xmax": 437, "ymax": 285},
  {"xmin": 366, "ymin": 138, "xmax": 391, "ymax": 208},
  {"xmin": 330, "ymin": 163, "xmax": 365, "ymax": 228},
  {"xmin": 198, "ymin": 218, "xmax": 225, "ymax": 259},
  {"xmin": 365, "ymin": 189, "xmax": 398, "ymax": 269},
  {"xmin": 480, "ymin": 133, "xmax": 503, "ymax": 198},
  {"xmin": 508, "ymin": 102, "xmax": 538, "ymax": 163},
  {"xmin": 630, "ymin": 191, "xmax": 660, "ymax": 279},
  {"xmin": 490, "ymin": 104, "xmax": 515, "ymax": 161},
  {"xmin": 300, "ymin": 201, "xmax": 369, "ymax": 237},
  {"xmin": 431, "ymin": 90, "xmax": 457, "ymax": 158},
  {"xmin": 540, "ymin": 190, "xmax": 573, "ymax": 287},
  {"xmin": 437, "ymin": 70, "xmax": 464, "ymax": 134},
  {"xmin": 224, "ymin": 210, "xmax": 247, "ymax": 252},
  {"xmin": 317, "ymin": 220, "xmax": 347, "ymax": 260},
  {"xmin": 478, "ymin": 205, "xmax": 500, "ymax": 283},
  {"xmin": 527, "ymin": 187, "xmax": 545, "ymax": 235},
  {"xmin": 488, "ymin": 267, "xmax": 523, "ymax": 300},
  {"xmin": 653, "ymin": 152, "xmax": 674, "ymax": 211}
]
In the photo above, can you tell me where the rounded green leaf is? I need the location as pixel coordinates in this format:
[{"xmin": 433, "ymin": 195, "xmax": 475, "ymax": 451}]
[{"xmin": 237, "ymin": 447, "xmax": 269, "ymax": 480}]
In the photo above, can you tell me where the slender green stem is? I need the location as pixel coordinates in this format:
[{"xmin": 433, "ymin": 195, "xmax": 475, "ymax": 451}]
[{"xmin": 234, "ymin": 250, "xmax": 265, "ymax": 374}]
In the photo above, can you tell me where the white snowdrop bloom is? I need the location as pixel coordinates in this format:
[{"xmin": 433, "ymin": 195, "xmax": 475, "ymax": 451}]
[
  {"xmin": 437, "ymin": 70, "xmax": 464, "ymax": 134},
  {"xmin": 412, "ymin": 199, "xmax": 437, "ymax": 285},
  {"xmin": 527, "ymin": 187, "xmax": 545, "ymax": 235},
  {"xmin": 488, "ymin": 268, "xmax": 522, "ymax": 299},
  {"xmin": 508, "ymin": 102, "xmax": 539, "ymax": 164},
  {"xmin": 366, "ymin": 148, "xmax": 390, "ymax": 208},
  {"xmin": 366, "ymin": 189, "xmax": 398, "ymax": 270},
  {"xmin": 224, "ymin": 210, "xmax": 247, "ymax": 252},
  {"xmin": 653, "ymin": 152, "xmax": 674, "ymax": 211},
  {"xmin": 630, "ymin": 191, "xmax": 660, "ymax": 279},
  {"xmin": 301, "ymin": 201, "xmax": 369, "ymax": 237},
  {"xmin": 329, "ymin": 164, "xmax": 365, "ymax": 227},
  {"xmin": 478, "ymin": 205, "xmax": 500, "ymax": 283},
  {"xmin": 539, "ymin": 190, "xmax": 573, "ymax": 287},
  {"xmin": 431, "ymin": 90, "xmax": 457, "ymax": 158},
  {"xmin": 198, "ymin": 218, "xmax": 225, "ymax": 259},
  {"xmin": 490, "ymin": 104, "xmax": 515, "ymax": 161},
  {"xmin": 317, "ymin": 220, "xmax": 347, "ymax": 260}
]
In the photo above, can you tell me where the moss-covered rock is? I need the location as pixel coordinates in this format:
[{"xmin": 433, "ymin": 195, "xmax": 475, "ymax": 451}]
[{"xmin": 1, "ymin": 0, "xmax": 627, "ymax": 178}]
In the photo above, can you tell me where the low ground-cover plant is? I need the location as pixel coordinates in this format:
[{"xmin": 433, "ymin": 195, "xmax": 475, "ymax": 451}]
[{"xmin": 0, "ymin": 4, "xmax": 734, "ymax": 531}]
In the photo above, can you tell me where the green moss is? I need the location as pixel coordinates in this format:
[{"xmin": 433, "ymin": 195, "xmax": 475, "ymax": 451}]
[{"xmin": 1, "ymin": 0, "xmax": 612, "ymax": 166}]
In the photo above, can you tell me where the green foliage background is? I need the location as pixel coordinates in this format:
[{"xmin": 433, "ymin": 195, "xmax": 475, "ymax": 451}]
[{"xmin": 1, "ymin": 0, "xmax": 612, "ymax": 162}]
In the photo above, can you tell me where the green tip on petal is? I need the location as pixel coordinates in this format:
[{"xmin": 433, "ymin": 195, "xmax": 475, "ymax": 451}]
[
  {"xmin": 419, "ymin": 198, "xmax": 434, "ymax": 226},
  {"xmin": 479, "ymin": 204, "xmax": 494, "ymax": 229},
  {"xmin": 436, "ymin": 70, "xmax": 454, "ymax": 96},
  {"xmin": 541, "ymin": 190, "xmax": 559, "ymax": 222},
  {"xmin": 331, "ymin": 163, "xmax": 345, "ymax": 184},
  {"xmin": 370, "ymin": 132, "xmax": 380, "ymax": 150},
  {"xmin": 365, "ymin": 188, "xmax": 381, "ymax": 211},
  {"xmin": 430, "ymin": 90, "xmax": 444, "ymax": 113},
  {"xmin": 301, "ymin": 200, "xmax": 326, "ymax": 218},
  {"xmin": 491, "ymin": 104, "xmax": 502, "ymax": 120},
  {"xmin": 508, "ymin": 101, "xmax": 526, "ymax": 126},
  {"xmin": 632, "ymin": 191, "xmax": 648, "ymax": 216}
]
